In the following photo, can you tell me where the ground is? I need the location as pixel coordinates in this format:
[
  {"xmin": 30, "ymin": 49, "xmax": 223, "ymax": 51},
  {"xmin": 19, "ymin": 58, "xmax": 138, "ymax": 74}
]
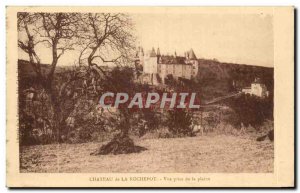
[{"xmin": 20, "ymin": 134, "xmax": 274, "ymax": 173}]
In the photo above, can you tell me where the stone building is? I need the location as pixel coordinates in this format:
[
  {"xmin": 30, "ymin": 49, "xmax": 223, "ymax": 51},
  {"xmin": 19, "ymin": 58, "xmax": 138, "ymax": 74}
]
[
  {"xmin": 135, "ymin": 47, "xmax": 199, "ymax": 85},
  {"xmin": 242, "ymin": 78, "xmax": 269, "ymax": 98}
]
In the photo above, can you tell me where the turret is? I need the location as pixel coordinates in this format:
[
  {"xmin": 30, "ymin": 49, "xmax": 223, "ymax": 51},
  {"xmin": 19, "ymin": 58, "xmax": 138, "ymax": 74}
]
[
  {"xmin": 157, "ymin": 47, "xmax": 161, "ymax": 56},
  {"xmin": 187, "ymin": 48, "xmax": 198, "ymax": 77},
  {"xmin": 149, "ymin": 47, "xmax": 156, "ymax": 57},
  {"xmin": 139, "ymin": 47, "xmax": 144, "ymax": 56},
  {"xmin": 187, "ymin": 48, "xmax": 197, "ymax": 60},
  {"xmin": 184, "ymin": 52, "xmax": 188, "ymax": 59},
  {"xmin": 157, "ymin": 47, "xmax": 161, "ymax": 63},
  {"xmin": 136, "ymin": 47, "xmax": 144, "ymax": 66}
]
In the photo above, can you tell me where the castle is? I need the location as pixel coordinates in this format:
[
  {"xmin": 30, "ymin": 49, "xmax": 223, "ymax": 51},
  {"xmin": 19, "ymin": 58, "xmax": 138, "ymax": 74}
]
[{"xmin": 134, "ymin": 47, "xmax": 199, "ymax": 85}]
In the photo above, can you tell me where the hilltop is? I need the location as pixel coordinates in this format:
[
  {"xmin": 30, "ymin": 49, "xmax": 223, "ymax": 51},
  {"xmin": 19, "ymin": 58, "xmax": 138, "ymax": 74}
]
[
  {"xmin": 18, "ymin": 59, "xmax": 273, "ymax": 100},
  {"xmin": 195, "ymin": 59, "xmax": 273, "ymax": 100}
]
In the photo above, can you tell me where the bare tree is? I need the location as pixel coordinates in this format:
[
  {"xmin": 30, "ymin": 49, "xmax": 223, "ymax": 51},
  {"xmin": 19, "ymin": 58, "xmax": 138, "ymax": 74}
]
[
  {"xmin": 18, "ymin": 12, "xmax": 140, "ymax": 152},
  {"xmin": 76, "ymin": 13, "xmax": 144, "ymax": 154},
  {"xmin": 18, "ymin": 12, "xmax": 84, "ymax": 141},
  {"xmin": 78, "ymin": 13, "xmax": 135, "ymax": 70}
]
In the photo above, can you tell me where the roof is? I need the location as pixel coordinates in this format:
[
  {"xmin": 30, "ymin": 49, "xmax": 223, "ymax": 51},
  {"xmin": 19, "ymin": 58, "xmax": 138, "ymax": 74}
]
[
  {"xmin": 187, "ymin": 49, "xmax": 197, "ymax": 60},
  {"xmin": 159, "ymin": 56, "xmax": 190, "ymax": 65},
  {"xmin": 157, "ymin": 48, "xmax": 161, "ymax": 56},
  {"xmin": 253, "ymin": 77, "xmax": 262, "ymax": 84},
  {"xmin": 149, "ymin": 48, "xmax": 156, "ymax": 57}
]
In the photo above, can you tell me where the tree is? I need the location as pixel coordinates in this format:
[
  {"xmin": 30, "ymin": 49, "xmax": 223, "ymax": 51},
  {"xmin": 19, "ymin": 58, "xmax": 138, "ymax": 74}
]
[
  {"xmin": 18, "ymin": 12, "xmax": 146, "ymax": 153},
  {"xmin": 18, "ymin": 12, "xmax": 84, "ymax": 141},
  {"xmin": 77, "ymin": 13, "xmax": 135, "ymax": 69},
  {"xmin": 165, "ymin": 109, "xmax": 193, "ymax": 137},
  {"xmin": 226, "ymin": 94, "xmax": 273, "ymax": 130},
  {"xmin": 74, "ymin": 13, "xmax": 145, "ymax": 155},
  {"xmin": 91, "ymin": 67, "xmax": 148, "ymax": 155},
  {"xmin": 164, "ymin": 74, "xmax": 177, "ymax": 88}
]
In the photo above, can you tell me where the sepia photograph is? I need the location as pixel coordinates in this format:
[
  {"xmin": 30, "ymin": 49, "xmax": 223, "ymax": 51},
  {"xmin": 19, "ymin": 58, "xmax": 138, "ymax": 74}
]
[{"xmin": 6, "ymin": 6, "xmax": 294, "ymax": 187}]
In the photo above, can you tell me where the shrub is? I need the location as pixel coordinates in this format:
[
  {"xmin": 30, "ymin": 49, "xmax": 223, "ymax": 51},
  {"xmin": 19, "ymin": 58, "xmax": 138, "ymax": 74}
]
[
  {"xmin": 226, "ymin": 94, "xmax": 273, "ymax": 130},
  {"xmin": 165, "ymin": 109, "xmax": 193, "ymax": 136}
]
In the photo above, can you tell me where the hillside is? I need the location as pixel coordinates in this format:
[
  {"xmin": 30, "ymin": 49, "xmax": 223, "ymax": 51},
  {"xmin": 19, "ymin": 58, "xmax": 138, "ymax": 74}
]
[
  {"xmin": 18, "ymin": 59, "xmax": 274, "ymax": 100},
  {"xmin": 18, "ymin": 59, "xmax": 75, "ymax": 79},
  {"xmin": 196, "ymin": 59, "xmax": 273, "ymax": 100}
]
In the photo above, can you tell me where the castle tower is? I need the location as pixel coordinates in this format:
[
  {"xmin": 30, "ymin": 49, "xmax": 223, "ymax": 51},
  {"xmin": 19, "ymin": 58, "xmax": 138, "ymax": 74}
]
[
  {"xmin": 143, "ymin": 47, "xmax": 158, "ymax": 75},
  {"xmin": 150, "ymin": 47, "xmax": 156, "ymax": 57},
  {"xmin": 184, "ymin": 52, "xmax": 188, "ymax": 59},
  {"xmin": 157, "ymin": 47, "xmax": 161, "ymax": 56},
  {"xmin": 187, "ymin": 48, "xmax": 198, "ymax": 77},
  {"xmin": 138, "ymin": 47, "xmax": 144, "ymax": 66},
  {"xmin": 187, "ymin": 48, "xmax": 197, "ymax": 60},
  {"xmin": 157, "ymin": 47, "xmax": 161, "ymax": 64}
]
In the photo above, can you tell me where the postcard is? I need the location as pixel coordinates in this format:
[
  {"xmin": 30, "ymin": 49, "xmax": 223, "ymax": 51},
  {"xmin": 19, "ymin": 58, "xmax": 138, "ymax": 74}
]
[{"xmin": 6, "ymin": 6, "xmax": 294, "ymax": 187}]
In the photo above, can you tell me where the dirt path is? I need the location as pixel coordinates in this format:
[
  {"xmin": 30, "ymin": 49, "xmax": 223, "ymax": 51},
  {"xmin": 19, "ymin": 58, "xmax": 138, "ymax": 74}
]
[{"xmin": 20, "ymin": 134, "xmax": 273, "ymax": 173}]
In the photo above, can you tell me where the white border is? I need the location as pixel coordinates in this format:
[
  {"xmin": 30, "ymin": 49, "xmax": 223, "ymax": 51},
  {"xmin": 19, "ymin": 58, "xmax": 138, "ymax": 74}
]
[{"xmin": 1, "ymin": 0, "xmax": 298, "ymax": 192}]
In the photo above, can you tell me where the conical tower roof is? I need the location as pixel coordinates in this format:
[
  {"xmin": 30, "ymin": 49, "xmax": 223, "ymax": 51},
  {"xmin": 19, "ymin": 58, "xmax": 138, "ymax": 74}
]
[
  {"xmin": 157, "ymin": 47, "xmax": 161, "ymax": 56},
  {"xmin": 149, "ymin": 47, "xmax": 157, "ymax": 57},
  {"xmin": 188, "ymin": 48, "xmax": 197, "ymax": 60}
]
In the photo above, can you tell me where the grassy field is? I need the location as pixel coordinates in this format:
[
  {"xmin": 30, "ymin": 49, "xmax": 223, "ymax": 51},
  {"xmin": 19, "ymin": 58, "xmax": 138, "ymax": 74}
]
[{"xmin": 20, "ymin": 134, "xmax": 273, "ymax": 173}]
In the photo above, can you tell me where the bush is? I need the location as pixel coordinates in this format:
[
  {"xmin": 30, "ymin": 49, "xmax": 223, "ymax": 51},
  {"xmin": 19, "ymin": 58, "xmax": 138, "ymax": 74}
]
[
  {"xmin": 157, "ymin": 127, "xmax": 173, "ymax": 138},
  {"xmin": 165, "ymin": 109, "xmax": 193, "ymax": 136},
  {"xmin": 226, "ymin": 94, "xmax": 273, "ymax": 130}
]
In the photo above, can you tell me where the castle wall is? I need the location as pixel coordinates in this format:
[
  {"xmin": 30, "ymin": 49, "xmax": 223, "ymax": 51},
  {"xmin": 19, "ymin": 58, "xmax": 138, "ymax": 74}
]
[
  {"xmin": 160, "ymin": 63, "xmax": 193, "ymax": 81},
  {"xmin": 140, "ymin": 48, "xmax": 199, "ymax": 84},
  {"xmin": 191, "ymin": 60, "xmax": 199, "ymax": 77},
  {"xmin": 182, "ymin": 65, "xmax": 192, "ymax": 79},
  {"xmin": 143, "ymin": 57, "xmax": 158, "ymax": 74}
]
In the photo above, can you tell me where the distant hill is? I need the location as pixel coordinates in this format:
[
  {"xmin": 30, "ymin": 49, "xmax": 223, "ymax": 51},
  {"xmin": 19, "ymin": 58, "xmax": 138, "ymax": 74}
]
[
  {"xmin": 18, "ymin": 59, "xmax": 273, "ymax": 100},
  {"xmin": 195, "ymin": 59, "xmax": 273, "ymax": 100},
  {"xmin": 18, "ymin": 60, "xmax": 112, "ymax": 79},
  {"xmin": 18, "ymin": 60, "xmax": 75, "ymax": 79}
]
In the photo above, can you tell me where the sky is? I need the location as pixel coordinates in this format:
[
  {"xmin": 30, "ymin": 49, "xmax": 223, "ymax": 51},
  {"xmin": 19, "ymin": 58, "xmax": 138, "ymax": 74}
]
[
  {"xmin": 19, "ymin": 12, "xmax": 274, "ymax": 67},
  {"xmin": 133, "ymin": 13, "xmax": 273, "ymax": 67}
]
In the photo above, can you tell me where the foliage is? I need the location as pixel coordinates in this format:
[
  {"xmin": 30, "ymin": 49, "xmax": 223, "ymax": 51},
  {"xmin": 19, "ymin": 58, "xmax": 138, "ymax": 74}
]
[
  {"xmin": 164, "ymin": 74, "xmax": 178, "ymax": 88},
  {"xmin": 195, "ymin": 59, "xmax": 274, "ymax": 101},
  {"xmin": 131, "ymin": 109, "xmax": 161, "ymax": 137},
  {"xmin": 18, "ymin": 12, "xmax": 136, "ymax": 147},
  {"xmin": 226, "ymin": 94, "xmax": 273, "ymax": 130},
  {"xmin": 165, "ymin": 109, "xmax": 193, "ymax": 136}
]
